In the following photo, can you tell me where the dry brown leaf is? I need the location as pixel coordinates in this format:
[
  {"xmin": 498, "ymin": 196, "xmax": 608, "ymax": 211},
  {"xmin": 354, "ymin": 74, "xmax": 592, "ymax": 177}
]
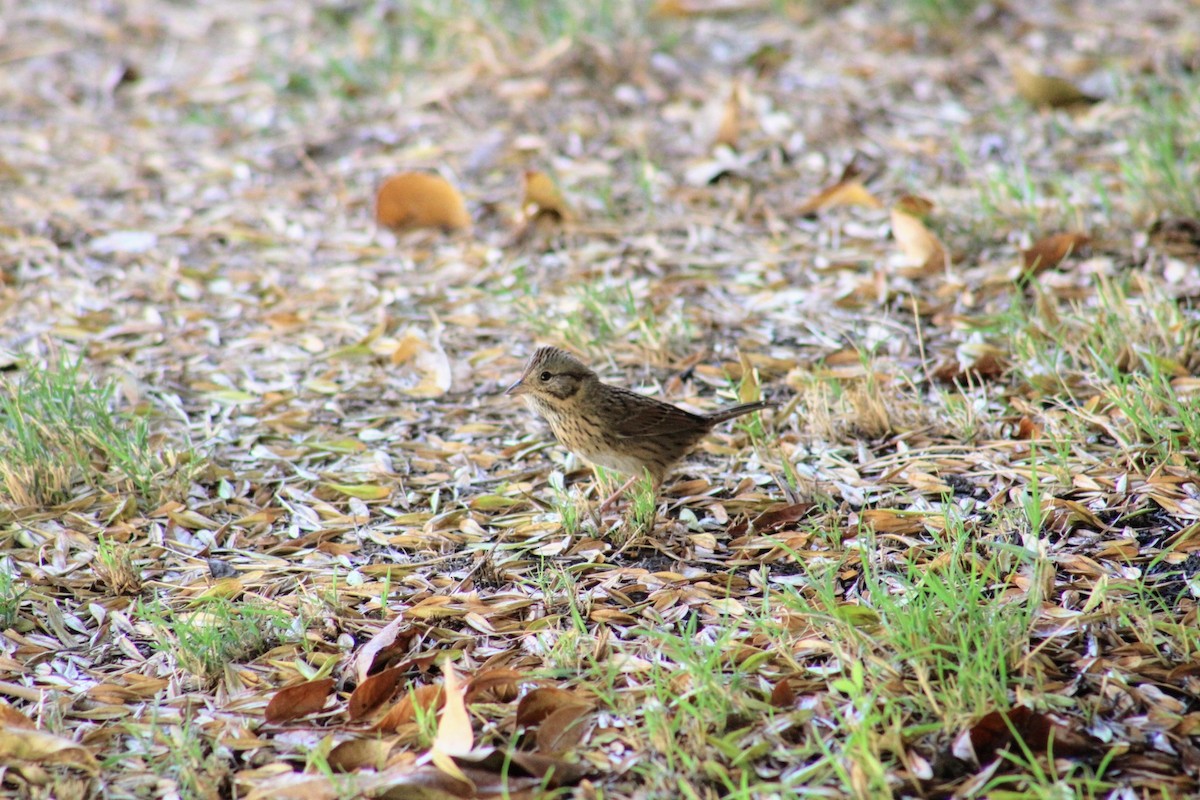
[
  {"xmin": 770, "ymin": 678, "xmax": 797, "ymax": 708},
  {"xmin": 265, "ymin": 678, "xmax": 336, "ymax": 724},
  {"xmin": 355, "ymin": 615, "xmax": 411, "ymax": 684},
  {"xmin": 0, "ymin": 724, "xmax": 100, "ymax": 774},
  {"xmin": 1022, "ymin": 231, "xmax": 1090, "ymax": 274},
  {"xmin": 714, "ymin": 83, "xmax": 742, "ymax": 150},
  {"xmin": 796, "ymin": 180, "xmax": 883, "ymax": 216},
  {"xmin": 0, "ymin": 703, "xmax": 36, "ymax": 729},
  {"xmin": 962, "ymin": 706, "xmax": 1099, "ymax": 763},
  {"xmin": 464, "ymin": 668, "xmax": 523, "ymax": 703},
  {"xmin": 452, "ymin": 750, "xmax": 593, "ymax": 789},
  {"xmin": 349, "ymin": 665, "xmax": 409, "ymax": 721},
  {"xmin": 432, "ymin": 662, "xmax": 473, "ymax": 757},
  {"xmin": 516, "ymin": 687, "xmax": 591, "ymax": 728},
  {"xmin": 375, "ymin": 172, "xmax": 471, "ymax": 232},
  {"xmin": 891, "ymin": 209, "xmax": 948, "ymax": 276},
  {"xmin": 1011, "ymin": 66, "xmax": 1099, "ymax": 109},
  {"xmin": 522, "ymin": 170, "xmax": 574, "ymax": 221},
  {"xmin": 378, "ymin": 684, "xmax": 445, "ymax": 732},
  {"xmin": 327, "ymin": 737, "xmax": 397, "ymax": 772},
  {"xmin": 893, "ymin": 194, "xmax": 935, "ymax": 216},
  {"xmin": 860, "ymin": 509, "xmax": 930, "ymax": 535},
  {"xmin": 535, "ymin": 703, "xmax": 593, "ymax": 754},
  {"xmin": 429, "ymin": 662, "xmax": 473, "ymax": 786}
]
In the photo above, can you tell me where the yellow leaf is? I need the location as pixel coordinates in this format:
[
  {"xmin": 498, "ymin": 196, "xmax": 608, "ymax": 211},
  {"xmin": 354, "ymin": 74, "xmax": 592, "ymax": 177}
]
[
  {"xmin": 432, "ymin": 662, "xmax": 473, "ymax": 758},
  {"xmin": 737, "ymin": 350, "xmax": 761, "ymax": 404},
  {"xmin": 204, "ymin": 389, "xmax": 258, "ymax": 404},
  {"xmin": 303, "ymin": 438, "xmax": 367, "ymax": 455},
  {"xmin": 522, "ymin": 170, "xmax": 574, "ymax": 221},
  {"xmin": 389, "ymin": 329, "xmax": 428, "ymax": 366},
  {"xmin": 375, "ymin": 172, "xmax": 471, "ymax": 232},
  {"xmin": 1012, "ymin": 66, "xmax": 1098, "ymax": 109},
  {"xmin": 796, "ymin": 180, "xmax": 882, "ymax": 215},
  {"xmin": 891, "ymin": 209, "xmax": 948, "ymax": 276},
  {"xmin": 325, "ymin": 483, "xmax": 392, "ymax": 500},
  {"xmin": 196, "ymin": 578, "xmax": 244, "ymax": 600}
]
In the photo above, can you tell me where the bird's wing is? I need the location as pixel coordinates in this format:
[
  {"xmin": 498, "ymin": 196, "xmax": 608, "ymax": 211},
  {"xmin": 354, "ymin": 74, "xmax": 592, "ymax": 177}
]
[{"xmin": 608, "ymin": 393, "xmax": 706, "ymax": 439}]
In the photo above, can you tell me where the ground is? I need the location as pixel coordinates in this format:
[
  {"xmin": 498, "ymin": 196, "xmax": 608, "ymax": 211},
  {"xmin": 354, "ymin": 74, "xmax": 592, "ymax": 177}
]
[{"xmin": 1, "ymin": 0, "xmax": 1199, "ymax": 798}]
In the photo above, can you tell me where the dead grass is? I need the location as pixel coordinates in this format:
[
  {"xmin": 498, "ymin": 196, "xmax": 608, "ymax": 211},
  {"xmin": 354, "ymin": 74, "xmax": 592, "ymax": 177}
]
[{"xmin": 1, "ymin": 0, "xmax": 1199, "ymax": 798}]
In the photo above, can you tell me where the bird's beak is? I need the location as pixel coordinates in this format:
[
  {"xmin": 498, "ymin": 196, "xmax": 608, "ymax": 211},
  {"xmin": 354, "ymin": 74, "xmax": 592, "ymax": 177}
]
[{"xmin": 505, "ymin": 378, "xmax": 526, "ymax": 396}]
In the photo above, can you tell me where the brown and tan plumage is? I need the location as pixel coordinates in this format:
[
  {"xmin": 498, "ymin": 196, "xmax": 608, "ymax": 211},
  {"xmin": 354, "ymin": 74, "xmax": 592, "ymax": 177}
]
[{"xmin": 506, "ymin": 346, "xmax": 771, "ymax": 510}]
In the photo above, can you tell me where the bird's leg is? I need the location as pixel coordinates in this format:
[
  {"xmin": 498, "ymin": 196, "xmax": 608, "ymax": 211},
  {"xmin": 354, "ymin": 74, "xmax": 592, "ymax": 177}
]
[{"xmin": 597, "ymin": 473, "xmax": 641, "ymax": 514}]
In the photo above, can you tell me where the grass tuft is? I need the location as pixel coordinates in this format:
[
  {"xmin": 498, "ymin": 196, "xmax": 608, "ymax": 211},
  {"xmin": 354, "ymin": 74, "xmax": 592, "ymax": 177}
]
[{"xmin": 0, "ymin": 355, "xmax": 198, "ymax": 510}]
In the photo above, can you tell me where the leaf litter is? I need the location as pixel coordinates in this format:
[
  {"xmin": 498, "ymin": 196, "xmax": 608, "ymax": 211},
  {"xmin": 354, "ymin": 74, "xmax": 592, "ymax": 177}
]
[{"xmin": 1, "ymin": 0, "xmax": 1199, "ymax": 798}]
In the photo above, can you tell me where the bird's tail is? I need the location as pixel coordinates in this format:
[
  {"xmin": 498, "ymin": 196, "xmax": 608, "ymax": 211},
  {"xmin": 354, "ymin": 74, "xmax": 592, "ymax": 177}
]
[{"xmin": 706, "ymin": 400, "xmax": 773, "ymax": 424}]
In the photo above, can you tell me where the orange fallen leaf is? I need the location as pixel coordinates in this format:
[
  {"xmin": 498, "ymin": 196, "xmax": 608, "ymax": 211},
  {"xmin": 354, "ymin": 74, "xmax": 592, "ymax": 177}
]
[
  {"xmin": 349, "ymin": 665, "xmax": 408, "ymax": 721},
  {"xmin": 375, "ymin": 172, "xmax": 471, "ymax": 232},
  {"xmin": 378, "ymin": 684, "xmax": 444, "ymax": 731},
  {"xmin": 651, "ymin": 0, "xmax": 767, "ymax": 17},
  {"xmin": 265, "ymin": 678, "xmax": 335, "ymax": 724},
  {"xmin": 714, "ymin": 83, "xmax": 742, "ymax": 150},
  {"xmin": 1012, "ymin": 66, "xmax": 1099, "ymax": 109},
  {"xmin": 430, "ymin": 662, "xmax": 474, "ymax": 784},
  {"xmin": 1022, "ymin": 231, "xmax": 1090, "ymax": 274},
  {"xmin": 795, "ymin": 180, "xmax": 882, "ymax": 216},
  {"xmin": 522, "ymin": 170, "xmax": 574, "ymax": 221},
  {"xmin": 891, "ymin": 208, "xmax": 947, "ymax": 276}
]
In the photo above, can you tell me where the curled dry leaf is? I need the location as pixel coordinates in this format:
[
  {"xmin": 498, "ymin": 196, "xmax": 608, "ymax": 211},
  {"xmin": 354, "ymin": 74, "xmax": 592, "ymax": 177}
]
[
  {"xmin": 516, "ymin": 687, "xmax": 594, "ymax": 728},
  {"xmin": 375, "ymin": 172, "xmax": 471, "ymax": 232},
  {"xmin": 893, "ymin": 194, "xmax": 935, "ymax": 216},
  {"xmin": 432, "ymin": 662, "xmax": 473, "ymax": 757},
  {"xmin": 355, "ymin": 614, "xmax": 410, "ymax": 684},
  {"xmin": 349, "ymin": 665, "xmax": 409, "ymax": 722},
  {"xmin": 960, "ymin": 706, "xmax": 1099, "ymax": 763},
  {"xmin": 1011, "ymin": 66, "xmax": 1099, "ymax": 109},
  {"xmin": 651, "ymin": 0, "xmax": 768, "ymax": 17},
  {"xmin": 796, "ymin": 179, "xmax": 883, "ymax": 216},
  {"xmin": 378, "ymin": 684, "xmax": 445, "ymax": 732},
  {"xmin": 327, "ymin": 737, "xmax": 399, "ymax": 772},
  {"xmin": 770, "ymin": 677, "xmax": 797, "ymax": 708},
  {"xmin": 0, "ymin": 724, "xmax": 100, "ymax": 775},
  {"xmin": 859, "ymin": 509, "xmax": 930, "ymax": 536},
  {"xmin": 464, "ymin": 667, "xmax": 523, "ymax": 703},
  {"xmin": 1022, "ymin": 231, "xmax": 1090, "ymax": 274},
  {"xmin": 536, "ymin": 703, "xmax": 593, "ymax": 754},
  {"xmin": 429, "ymin": 662, "xmax": 474, "ymax": 785},
  {"xmin": 891, "ymin": 208, "xmax": 948, "ymax": 276},
  {"xmin": 714, "ymin": 82, "xmax": 743, "ymax": 150},
  {"xmin": 522, "ymin": 170, "xmax": 574, "ymax": 222}
]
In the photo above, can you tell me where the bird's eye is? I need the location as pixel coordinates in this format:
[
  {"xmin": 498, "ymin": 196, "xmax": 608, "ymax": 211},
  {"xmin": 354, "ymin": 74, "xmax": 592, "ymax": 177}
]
[{"xmin": 539, "ymin": 371, "xmax": 552, "ymax": 382}]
